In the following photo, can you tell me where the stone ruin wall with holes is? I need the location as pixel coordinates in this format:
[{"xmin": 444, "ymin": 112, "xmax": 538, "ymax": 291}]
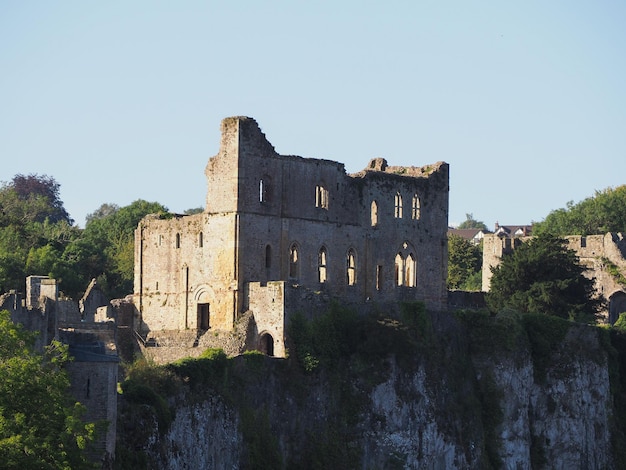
[
  {"xmin": 482, "ymin": 232, "xmax": 626, "ymax": 323},
  {"xmin": 134, "ymin": 117, "xmax": 449, "ymax": 359}
]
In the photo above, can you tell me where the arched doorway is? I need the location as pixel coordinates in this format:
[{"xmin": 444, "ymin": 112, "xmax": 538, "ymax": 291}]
[
  {"xmin": 609, "ymin": 291, "xmax": 626, "ymax": 324},
  {"xmin": 259, "ymin": 332, "xmax": 274, "ymax": 356}
]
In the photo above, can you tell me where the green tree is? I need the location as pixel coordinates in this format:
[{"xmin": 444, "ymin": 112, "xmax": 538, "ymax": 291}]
[
  {"xmin": 0, "ymin": 175, "xmax": 80, "ymax": 293},
  {"xmin": 447, "ymin": 234, "xmax": 482, "ymax": 290},
  {"xmin": 71, "ymin": 200, "xmax": 168, "ymax": 298},
  {"xmin": 458, "ymin": 213, "xmax": 488, "ymax": 230},
  {"xmin": 486, "ymin": 233, "xmax": 602, "ymax": 323},
  {"xmin": 183, "ymin": 207, "xmax": 203, "ymax": 215},
  {"xmin": 0, "ymin": 310, "xmax": 96, "ymax": 469},
  {"xmin": 0, "ymin": 174, "xmax": 72, "ymax": 225},
  {"xmin": 534, "ymin": 185, "xmax": 626, "ymax": 236}
]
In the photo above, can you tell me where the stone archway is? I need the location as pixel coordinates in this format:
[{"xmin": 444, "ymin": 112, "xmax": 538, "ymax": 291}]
[
  {"xmin": 609, "ymin": 291, "xmax": 626, "ymax": 325},
  {"xmin": 259, "ymin": 332, "xmax": 274, "ymax": 356}
]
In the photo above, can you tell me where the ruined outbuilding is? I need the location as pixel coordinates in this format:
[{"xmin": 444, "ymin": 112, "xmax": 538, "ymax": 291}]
[
  {"xmin": 134, "ymin": 117, "xmax": 449, "ymax": 359},
  {"xmin": 0, "ymin": 276, "xmax": 119, "ymax": 467},
  {"xmin": 482, "ymin": 232, "xmax": 626, "ymax": 323}
]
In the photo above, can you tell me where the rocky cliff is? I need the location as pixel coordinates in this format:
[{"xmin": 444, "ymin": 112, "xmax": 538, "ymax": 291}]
[{"xmin": 115, "ymin": 306, "xmax": 625, "ymax": 469}]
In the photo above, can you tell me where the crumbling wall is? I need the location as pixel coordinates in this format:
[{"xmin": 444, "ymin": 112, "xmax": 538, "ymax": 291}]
[
  {"xmin": 134, "ymin": 116, "xmax": 449, "ymax": 353},
  {"xmin": 482, "ymin": 233, "xmax": 626, "ymax": 322}
]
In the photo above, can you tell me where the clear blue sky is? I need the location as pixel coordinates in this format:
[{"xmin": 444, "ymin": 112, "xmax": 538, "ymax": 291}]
[{"xmin": 2, "ymin": 1, "xmax": 625, "ymax": 228}]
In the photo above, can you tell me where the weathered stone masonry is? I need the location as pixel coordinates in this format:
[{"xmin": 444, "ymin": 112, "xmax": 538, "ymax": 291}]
[
  {"xmin": 134, "ymin": 117, "xmax": 449, "ymax": 357},
  {"xmin": 482, "ymin": 232, "xmax": 626, "ymax": 323}
]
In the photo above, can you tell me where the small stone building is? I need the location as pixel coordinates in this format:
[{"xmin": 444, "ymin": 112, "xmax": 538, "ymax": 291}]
[{"xmin": 134, "ymin": 117, "xmax": 449, "ymax": 357}]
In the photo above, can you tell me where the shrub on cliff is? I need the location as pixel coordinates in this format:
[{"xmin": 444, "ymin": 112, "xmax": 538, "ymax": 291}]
[{"xmin": 486, "ymin": 233, "xmax": 602, "ymax": 323}]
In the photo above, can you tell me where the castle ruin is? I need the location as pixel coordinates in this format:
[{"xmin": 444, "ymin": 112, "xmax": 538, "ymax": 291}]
[
  {"xmin": 134, "ymin": 116, "xmax": 449, "ymax": 359},
  {"xmin": 482, "ymin": 232, "xmax": 626, "ymax": 322}
]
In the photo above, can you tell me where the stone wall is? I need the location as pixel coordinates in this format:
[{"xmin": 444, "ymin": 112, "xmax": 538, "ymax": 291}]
[
  {"xmin": 482, "ymin": 233, "xmax": 626, "ymax": 322},
  {"xmin": 134, "ymin": 116, "xmax": 450, "ymax": 358}
]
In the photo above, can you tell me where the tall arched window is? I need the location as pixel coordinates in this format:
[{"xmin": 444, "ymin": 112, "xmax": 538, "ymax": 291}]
[
  {"xmin": 289, "ymin": 243, "xmax": 299, "ymax": 279},
  {"xmin": 405, "ymin": 253, "xmax": 416, "ymax": 287},
  {"xmin": 394, "ymin": 244, "xmax": 417, "ymax": 288},
  {"xmin": 395, "ymin": 253, "xmax": 404, "ymax": 286},
  {"xmin": 175, "ymin": 233, "xmax": 181, "ymax": 249},
  {"xmin": 412, "ymin": 194, "xmax": 421, "ymax": 219},
  {"xmin": 316, "ymin": 185, "xmax": 329, "ymax": 209},
  {"xmin": 371, "ymin": 200, "xmax": 378, "ymax": 226},
  {"xmin": 259, "ymin": 176, "xmax": 271, "ymax": 203},
  {"xmin": 346, "ymin": 249, "xmax": 356, "ymax": 286},
  {"xmin": 198, "ymin": 232, "xmax": 203, "ymax": 248},
  {"xmin": 318, "ymin": 247, "xmax": 327, "ymax": 283},
  {"xmin": 394, "ymin": 192, "xmax": 403, "ymax": 218},
  {"xmin": 259, "ymin": 179, "xmax": 266, "ymax": 202}
]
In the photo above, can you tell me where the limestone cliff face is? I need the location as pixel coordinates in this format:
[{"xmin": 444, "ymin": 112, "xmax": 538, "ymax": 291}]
[
  {"xmin": 118, "ymin": 312, "xmax": 618, "ymax": 470},
  {"xmin": 473, "ymin": 326, "xmax": 612, "ymax": 470}
]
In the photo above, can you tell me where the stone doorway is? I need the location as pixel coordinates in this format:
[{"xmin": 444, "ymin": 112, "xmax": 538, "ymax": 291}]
[
  {"xmin": 609, "ymin": 291, "xmax": 626, "ymax": 324},
  {"xmin": 259, "ymin": 332, "xmax": 274, "ymax": 356},
  {"xmin": 197, "ymin": 303, "xmax": 210, "ymax": 330}
]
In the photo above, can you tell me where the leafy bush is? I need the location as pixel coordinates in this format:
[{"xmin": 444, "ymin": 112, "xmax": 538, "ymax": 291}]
[
  {"xmin": 167, "ymin": 348, "xmax": 229, "ymax": 388},
  {"xmin": 121, "ymin": 378, "xmax": 172, "ymax": 433}
]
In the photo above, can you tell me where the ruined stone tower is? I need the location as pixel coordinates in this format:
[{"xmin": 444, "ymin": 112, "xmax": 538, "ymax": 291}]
[{"xmin": 134, "ymin": 117, "xmax": 449, "ymax": 357}]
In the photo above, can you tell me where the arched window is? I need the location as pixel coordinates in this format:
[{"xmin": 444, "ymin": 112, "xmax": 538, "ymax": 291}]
[
  {"xmin": 259, "ymin": 176, "xmax": 271, "ymax": 203},
  {"xmin": 198, "ymin": 232, "xmax": 203, "ymax": 248},
  {"xmin": 260, "ymin": 332, "xmax": 274, "ymax": 356},
  {"xmin": 346, "ymin": 249, "xmax": 356, "ymax": 286},
  {"xmin": 394, "ymin": 192, "xmax": 403, "ymax": 218},
  {"xmin": 371, "ymin": 200, "xmax": 378, "ymax": 226},
  {"xmin": 289, "ymin": 243, "xmax": 299, "ymax": 279},
  {"xmin": 265, "ymin": 245, "xmax": 272, "ymax": 269},
  {"xmin": 412, "ymin": 194, "xmax": 420, "ymax": 220},
  {"xmin": 175, "ymin": 233, "xmax": 181, "ymax": 249},
  {"xmin": 395, "ymin": 253, "xmax": 404, "ymax": 286},
  {"xmin": 315, "ymin": 185, "xmax": 329, "ymax": 209},
  {"xmin": 318, "ymin": 247, "xmax": 327, "ymax": 283},
  {"xmin": 394, "ymin": 243, "xmax": 417, "ymax": 288},
  {"xmin": 405, "ymin": 253, "xmax": 416, "ymax": 287}
]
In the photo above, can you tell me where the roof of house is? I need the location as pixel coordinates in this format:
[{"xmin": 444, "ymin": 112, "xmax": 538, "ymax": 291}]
[
  {"xmin": 448, "ymin": 228, "xmax": 491, "ymax": 241},
  {"xmin": 494, "ymin": 223, "xmax": 533, "ymax": 237}
]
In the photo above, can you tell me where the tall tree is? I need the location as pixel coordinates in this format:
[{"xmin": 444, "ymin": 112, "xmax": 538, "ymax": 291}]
[
  {"xmin": 534, "ymin": 185, "xmax": 626, "ymax": 236},
  {"xmin": 2, "ymin": 174, "xmax": 73, "ymax": 225},
  {"xmin": 447, "ymin": 234, "xmax": 482, "ymax": 290},
  {"xmin": 72, "ymin": 200, "xmax": 168, "ymax": 299},
  {"xmin": 0, "ymin": 175, "xmax": 79, "ymax": 293},
  {"xmin": 458, "ymin": 213, "xmax": 488, "ymax": 230},
  {"xmin": 0, "ymin": 310, "xmax": 96, "ymax": 469},
  {"xmin": 486, "ymin": 233, "xmax": 602, "ymax": 323}
]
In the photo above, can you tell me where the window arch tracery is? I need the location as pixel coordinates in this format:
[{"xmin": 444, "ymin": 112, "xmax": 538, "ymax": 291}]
[{"xmin": 394, "ymin": 192, "xmax": 403, "ymax": 218}]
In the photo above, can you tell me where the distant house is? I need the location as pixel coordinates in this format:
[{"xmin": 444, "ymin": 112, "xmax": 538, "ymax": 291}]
[
  {"xmin": 493, "ymin": 223, "xmax": 533, "ymax": 238},
  {"xmin": 448, "ymin": 228, "xmax": 491, "ymax": 245}
]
